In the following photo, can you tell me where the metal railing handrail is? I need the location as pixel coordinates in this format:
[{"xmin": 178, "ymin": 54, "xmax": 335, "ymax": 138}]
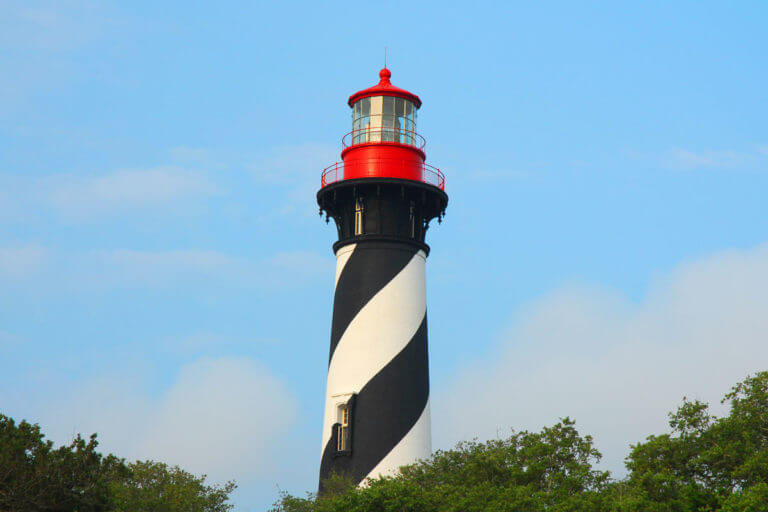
[
  {"xmin": 320, "ymin": 160, "xmax": 445, "ymax": 191},
  {"xmin": 342, "ymin": 127, "xmax": 426, "ymax": 150}
]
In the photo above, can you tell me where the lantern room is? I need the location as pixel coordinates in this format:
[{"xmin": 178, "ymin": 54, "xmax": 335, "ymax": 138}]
[{"xmin": 321, "ymin": 68, "xmax": 444, "ymax": 191}]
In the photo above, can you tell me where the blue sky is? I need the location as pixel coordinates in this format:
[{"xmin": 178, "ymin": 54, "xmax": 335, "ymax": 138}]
[{"xmin": 2, "ymin": 1, "xmax": 768, "ymax": 509}]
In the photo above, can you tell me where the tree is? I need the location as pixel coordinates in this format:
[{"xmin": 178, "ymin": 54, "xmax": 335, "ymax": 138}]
[
  {"xmin": 0, "ymin": 414, "xmax": 237, "ymax": 512},
  {"xmin": 111, "ymin": 460, "xmax": 236, "ymax": 512},
  {"xmin": 0, "ymin": 414, "xmax": 125, "ymax": 512},
  {"xmin": 619, "ymin": 371, "xmax": 768, "ymax": 511},
  {"xmin": 272, "ymin": 418, "xmax": 611, "ymax": 512}
]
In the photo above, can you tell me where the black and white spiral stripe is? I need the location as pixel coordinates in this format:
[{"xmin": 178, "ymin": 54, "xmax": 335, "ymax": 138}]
[{"xmin": 319, "ymin": 240, "xmax": 431, "ymax": 488}]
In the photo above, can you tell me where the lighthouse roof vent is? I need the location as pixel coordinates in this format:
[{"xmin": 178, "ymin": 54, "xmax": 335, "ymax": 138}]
[{"xmin": 348, "ymin": 68, "xmax": 422, "ymax": 108}]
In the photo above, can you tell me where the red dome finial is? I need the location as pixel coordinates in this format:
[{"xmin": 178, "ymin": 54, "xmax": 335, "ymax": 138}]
[
  {"xmin": 348, "ymin": 67, "xmax": 421, "ymax": 108},
  {"xmin": 379, "ymin": 67, "xmax": 392, "ymax": 85}
]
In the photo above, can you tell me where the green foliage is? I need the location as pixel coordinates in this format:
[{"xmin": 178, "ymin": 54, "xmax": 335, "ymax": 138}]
[
  {"xmin": 0, "ymin": 414, "xmax": 236, "ymax": 512},
  {"xmin": 111, "ymin": 460, "xmax": 236, "ymax": 512},
  {"xmin": 273, "ymin": 418, "xmax": 610, "ymax": 512},
  {"xmin": 622, "ymin": 371, "xmax": 768, "ymax": 511},
  {"xmin": 0, "ymin": 414, "xmax": 125, "ymax": 511},
  {"xmin": 273, "ymin": 372, "xmax": 768, "ymax": 512}
]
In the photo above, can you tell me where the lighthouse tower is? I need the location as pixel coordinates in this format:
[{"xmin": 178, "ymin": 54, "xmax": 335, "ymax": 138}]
[{"xmin": 317, "ymin": 68, "xmax": 448, "ymax": 490}]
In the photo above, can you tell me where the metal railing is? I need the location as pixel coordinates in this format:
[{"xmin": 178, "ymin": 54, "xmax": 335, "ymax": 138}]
[
  {"xmin": 321, "ymin": 162, "xmax": 344, "ymax": 187},
  {"xmin": 321, "ymin": 160, "xmax": 445, "ymax": 191},
  {"xmin": 342, "ymin": 127, "xmax": 426, "ymax": 150}
]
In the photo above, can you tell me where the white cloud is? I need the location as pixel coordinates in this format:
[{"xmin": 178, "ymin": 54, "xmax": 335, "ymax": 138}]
[
  {"xmin": 169, "ymin": 146, "xmax": 212, "ymax": 164},
  {"xmin": 42, "ymin": 357, "xmax": 298, "ymax": 483},
  {"xmin": 434, "ymin": 243, "xmax": 768, "ymax": 476},
  {"xmin": 0, "ymin": 246, "xmax": 47, "ymax": 277},
  {"xmin": 0, "ymin": 0, "xmax": 106, "ymax": 51},
  {"xmin": 106, "ymin": 249, "xmax": 233, "ymax": 270},
  {"xmin": 0, "ymin": 330, "xmax": 24, "ymax": 347},
  {"xmin": 664, "ymin": 148, "xmax": 764, "ymax": 170},
  {"xmin": 0, "ymin": 1, "xmax": 115, "ymax": 110},
  {"xmin": 140, "ymin": 358, "xmax": 298, "ymax": 480},
  {"xmin": 0, "ymin": 245, "xmax": 332, "ymax": 293},
  {"xmin": 49, "ymin": 166, "xmax": 219, "ymax": 215},
  {"xmin": 166, "ymin": 332, "xmax": 279, "ymax": 353},
  {"xmin": 1, "ymin": 142, "xmax": 336, "ymax": 223},
  {"xmin": 95, "ymin": 249, "xmax": 331, "ymax": 289},
  {"xmin": 249, "ymin": 143, "xmax": 337, "ymax": 185},
  {"xmin": 0, "ymin": 166, "xmax": 220, "ymax": 223},
  {"xmin": 248, "ymin": 143, "xmax": 337, "ymax": 221}
]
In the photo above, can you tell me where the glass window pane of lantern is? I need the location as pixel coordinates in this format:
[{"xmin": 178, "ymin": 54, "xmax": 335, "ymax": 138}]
[
  {"xmin": 368, "ymin": 96, "xmax": 382, "ymax": 142},
  {"xmin": 382, "ymin": 96, "xmax": 394, "ymax": 141},
  {"xmin": 401, "ymin": 101, "xmax": 411, "ymax": 143},
  {"xmin": 382, "ymin": 97, "xmax": 394, "ymax": 127},
  {"xmin": 361, "ymin": 98, "xmax": 370, "ymax": 142},
  {"xmin": 382, "ymin": 95, "xmax": 394, "ymax": 116},
  {"xmin": 395, "ymin": 97, "xmax": 405, "ymax": 143},
  {"xmin": 352, "ymin": 102, "xmax": 359, "ymax": 143}
]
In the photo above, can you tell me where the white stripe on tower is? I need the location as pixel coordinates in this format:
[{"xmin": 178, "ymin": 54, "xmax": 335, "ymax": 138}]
[
  {"xmin": 333, "ymin": 243, "xmax": 356, "ymax": 289},
  {"xmin": 319, "ymin": 242, "xmax": 431, "ymax": 487}
]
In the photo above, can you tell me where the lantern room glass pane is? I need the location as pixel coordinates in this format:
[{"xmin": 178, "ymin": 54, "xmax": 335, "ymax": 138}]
[
  {"xmin": 395, "ymin": 97, "xmax": 404, "ymax": 116},
  {"xmin": 351, "ymin": 97, "xmax": 370, "ymax": 144},
  {"xmin": 382, "ymin": 96, "xmax": 394, "ymax": 116},
  {"xmin": 381, "ymin": 97, "xmax": 394, "ymax": 141},
  {"xmin": 395, "ymin": 97, "xmax": 405, "ymax": 143},
  {"xmin": 351, "ymin": 96, "xmax": 418, "ymax": 146}
]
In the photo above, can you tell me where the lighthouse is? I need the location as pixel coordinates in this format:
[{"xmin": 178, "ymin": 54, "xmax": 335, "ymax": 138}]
[{"xmin": 317, "ymin": 67, "xmax": 448, "ymax": 490}]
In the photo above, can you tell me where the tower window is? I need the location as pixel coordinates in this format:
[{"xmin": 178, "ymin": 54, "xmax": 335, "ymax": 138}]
[
  {"xmin": 409, "ymin": 201, "xmax": 416, "ymax": 238},
  {"xmin": 336, "ymin": 404, "xmax": 350, "ymax": 452},
  {"xmin": 354, "ymin": 198, "xmax": 364, "ymax": 235}
]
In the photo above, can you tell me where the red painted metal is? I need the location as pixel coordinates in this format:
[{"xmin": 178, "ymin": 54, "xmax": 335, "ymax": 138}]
[
  {"xmin": 321, "ymin": 160, "xmax": 445, "ymax": 191},
  {"xmin": 348, "ymin": 68, "xmax": 422, "ymax": 108},
  {"xmin": 342, "ymin": 144, "xmax": 423, "ymax": 181}
]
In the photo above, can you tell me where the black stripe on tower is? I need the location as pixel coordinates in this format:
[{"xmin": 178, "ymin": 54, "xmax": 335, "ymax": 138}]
[
  {"xmin": 319, "ymin": 316, "xmax": 429, "ymax": 491},
  {"xmin": 328, "ymin": 242, "xmax": 418, "ymax": 362}
]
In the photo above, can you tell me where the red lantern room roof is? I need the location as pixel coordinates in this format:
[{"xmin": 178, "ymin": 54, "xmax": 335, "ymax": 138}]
[{"xmin": 347, "ymin": 68, "xmax": 422, "ymax": 108}]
